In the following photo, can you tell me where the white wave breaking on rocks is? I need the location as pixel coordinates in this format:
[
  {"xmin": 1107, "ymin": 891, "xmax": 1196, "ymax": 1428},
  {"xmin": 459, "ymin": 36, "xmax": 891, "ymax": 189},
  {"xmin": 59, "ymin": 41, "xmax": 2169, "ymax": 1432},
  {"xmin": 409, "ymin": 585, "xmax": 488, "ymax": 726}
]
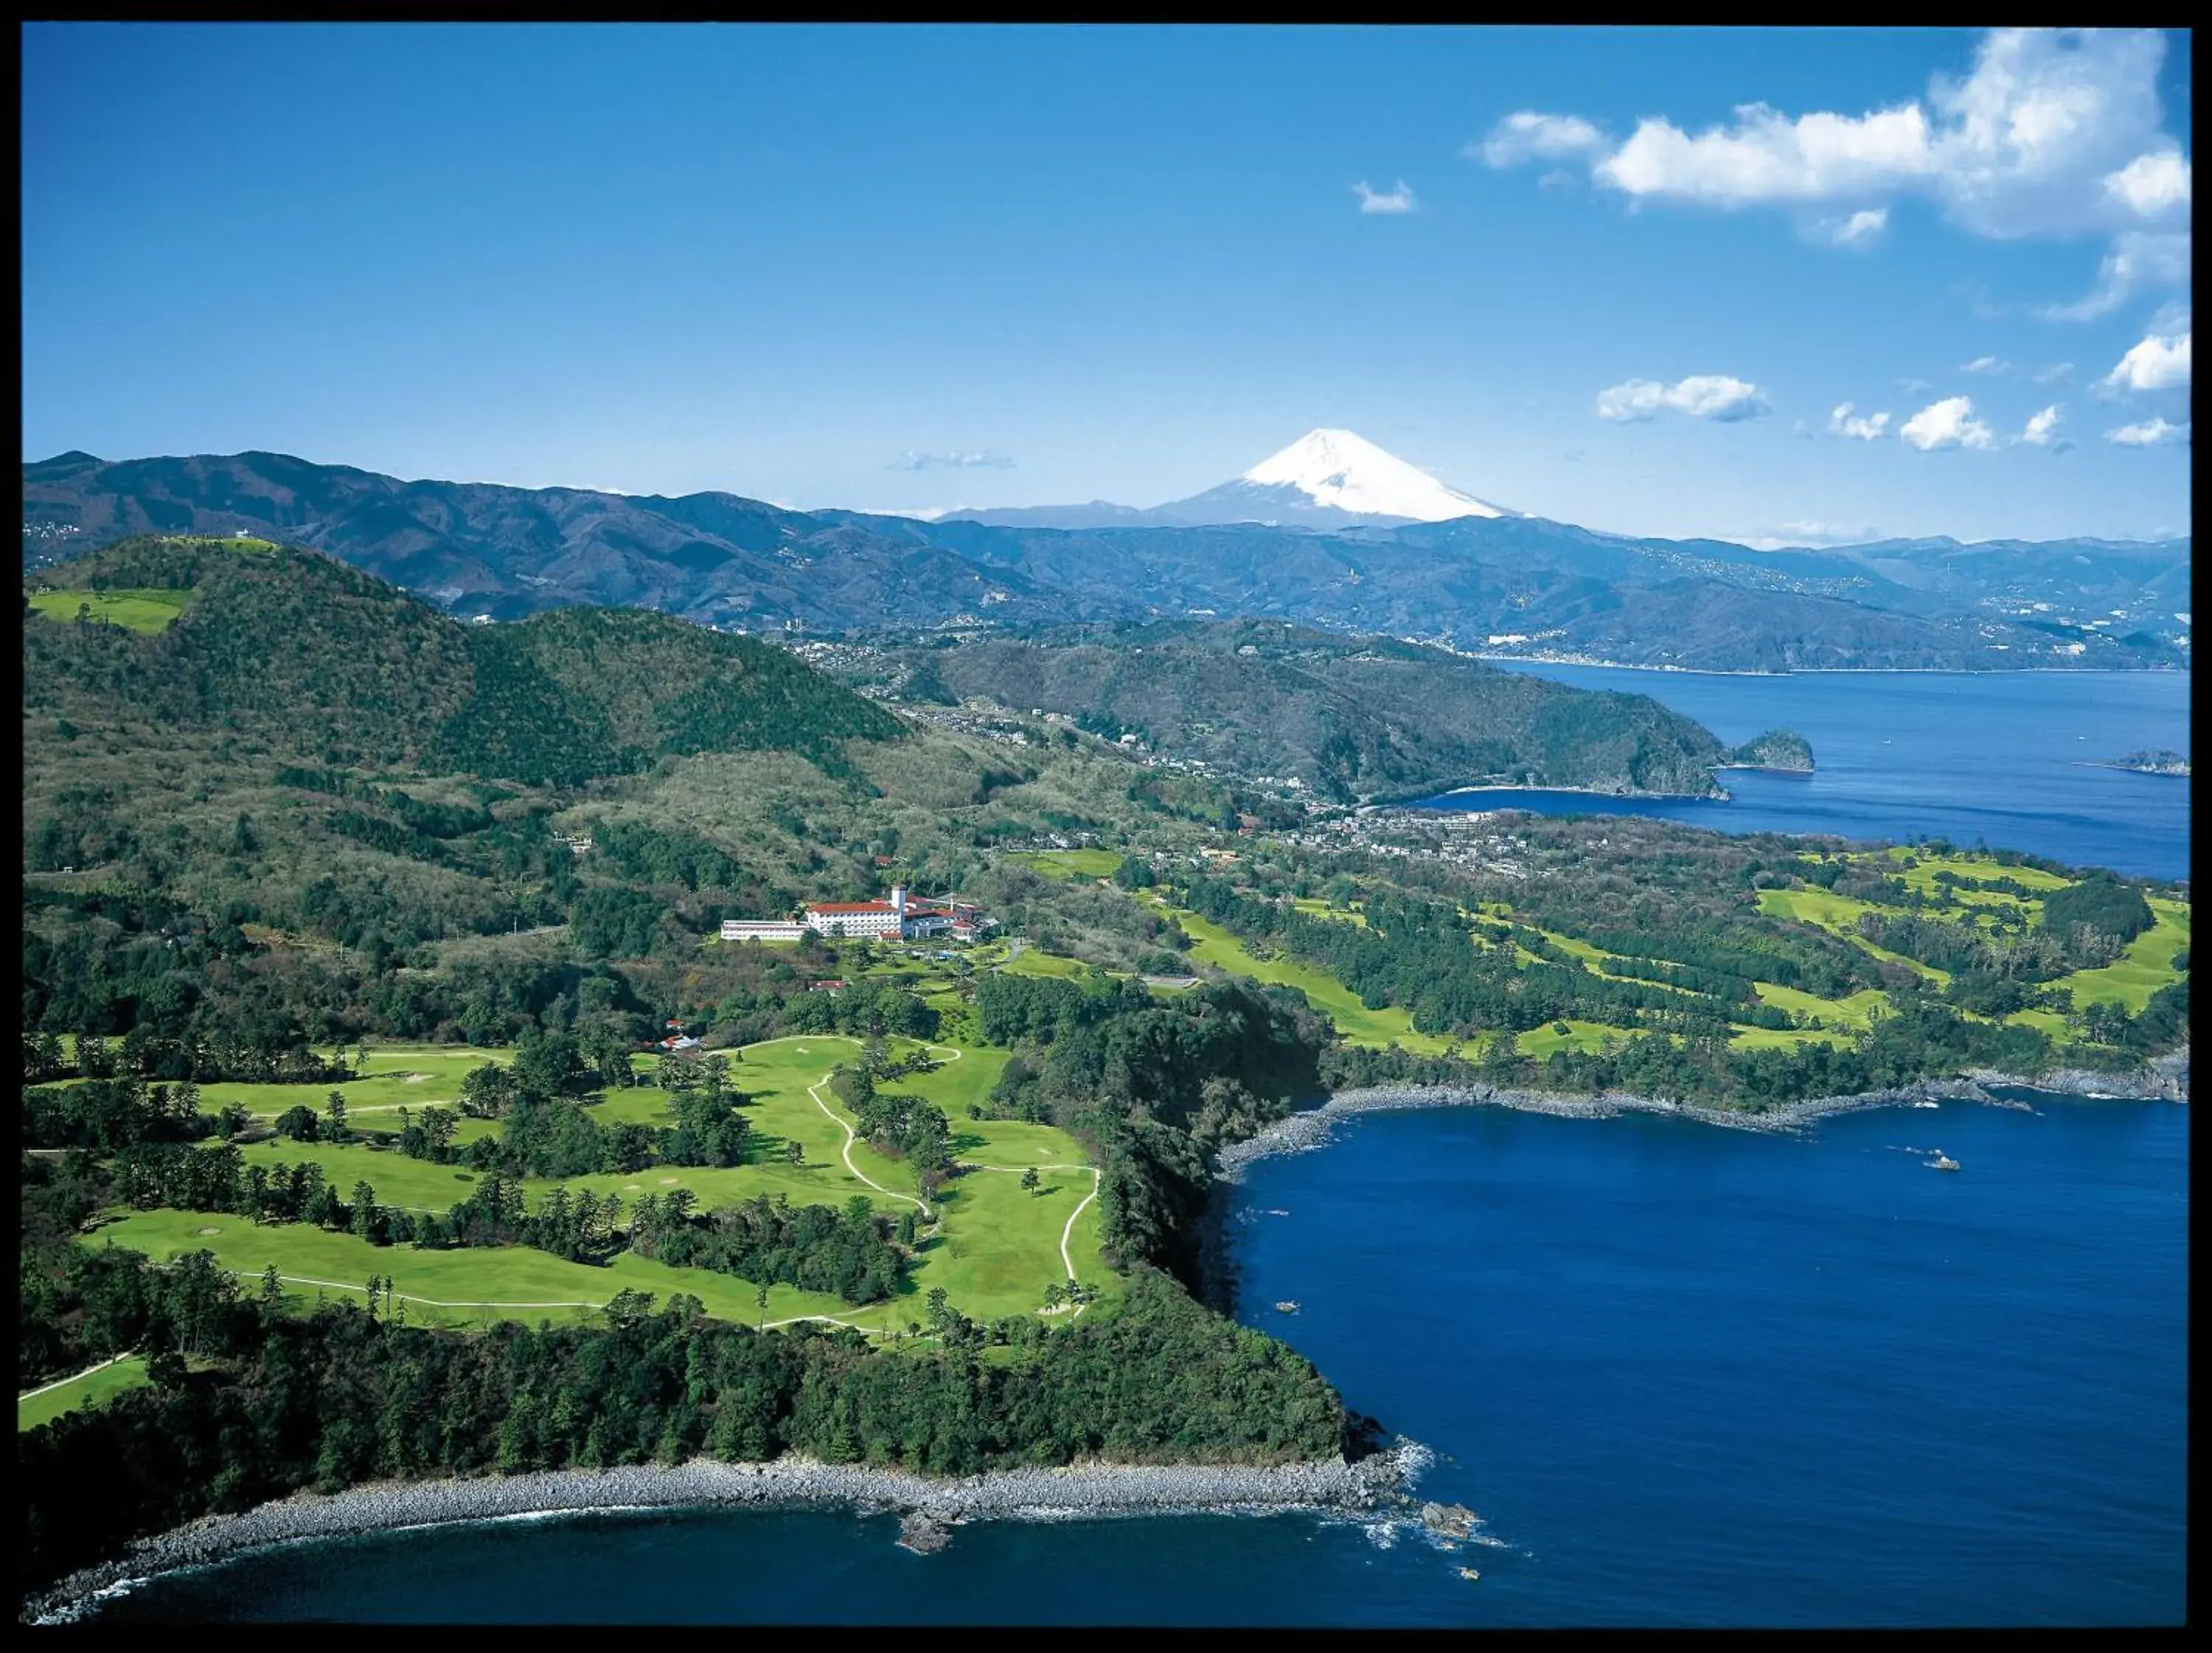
[{"xmin": 26, "ymin": 1444, "xmax": 1428, "ymax": 1623}]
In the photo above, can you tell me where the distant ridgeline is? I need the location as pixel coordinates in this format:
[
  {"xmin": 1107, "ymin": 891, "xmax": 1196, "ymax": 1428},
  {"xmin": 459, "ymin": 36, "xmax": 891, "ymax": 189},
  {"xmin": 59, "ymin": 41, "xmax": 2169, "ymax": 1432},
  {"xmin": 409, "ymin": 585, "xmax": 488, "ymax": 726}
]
[
  {"xmin": 21, "ymin": 449, "xmax": 2191, "ymax": 672},
  {"xmin": 22, "ymin": 535, "xmax": 901, "ymax": 783},
  {"xmin": 880, "ymin": 619, "xmax": 1801, "ymax": 801}
]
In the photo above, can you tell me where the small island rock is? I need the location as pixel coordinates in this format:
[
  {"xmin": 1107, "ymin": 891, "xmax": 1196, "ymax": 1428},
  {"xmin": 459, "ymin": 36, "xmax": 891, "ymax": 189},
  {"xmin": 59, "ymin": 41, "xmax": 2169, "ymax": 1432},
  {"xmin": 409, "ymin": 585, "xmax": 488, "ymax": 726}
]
[
  {"xmin": 897, "ymin": 1511, "xmax": 955, "ymax": 1553},
  {"xmin": 1722, "ymin": 728, "xmax": 1815, "ymax": 773}
]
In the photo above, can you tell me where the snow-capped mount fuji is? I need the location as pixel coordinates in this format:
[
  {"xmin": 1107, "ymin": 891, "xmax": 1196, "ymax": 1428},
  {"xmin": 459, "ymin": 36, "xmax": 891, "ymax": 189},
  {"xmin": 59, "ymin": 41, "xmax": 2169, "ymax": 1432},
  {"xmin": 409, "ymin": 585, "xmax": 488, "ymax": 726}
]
[
  {"xmin": 1162, "ymin": 428, "xmax": 1512, "ymax": 526},
  {"xmin": 944, "ymin": 428, "xmax": 1514, "ymax": 530}
]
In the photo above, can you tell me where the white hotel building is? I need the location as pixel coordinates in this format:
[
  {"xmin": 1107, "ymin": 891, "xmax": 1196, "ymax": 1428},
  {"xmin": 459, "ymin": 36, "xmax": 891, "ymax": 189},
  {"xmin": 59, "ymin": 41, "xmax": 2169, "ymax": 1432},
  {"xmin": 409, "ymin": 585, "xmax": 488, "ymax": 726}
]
[{"xmin": 720, "ymin": 885, "xmax": 987, "ymax": 944}]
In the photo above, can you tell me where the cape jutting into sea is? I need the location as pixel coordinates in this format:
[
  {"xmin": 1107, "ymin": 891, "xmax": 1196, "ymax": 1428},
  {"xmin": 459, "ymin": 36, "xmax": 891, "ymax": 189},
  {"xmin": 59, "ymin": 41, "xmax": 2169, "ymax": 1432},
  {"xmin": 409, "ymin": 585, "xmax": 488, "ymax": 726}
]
[{"xmin": 90, "ymin": 668, "xmax": 2188, "ymax": 1626}]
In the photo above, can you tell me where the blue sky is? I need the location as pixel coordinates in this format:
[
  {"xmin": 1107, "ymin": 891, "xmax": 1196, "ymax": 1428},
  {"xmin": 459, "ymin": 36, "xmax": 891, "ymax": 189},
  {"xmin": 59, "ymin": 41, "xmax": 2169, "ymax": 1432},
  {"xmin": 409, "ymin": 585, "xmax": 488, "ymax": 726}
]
[{"xmin": 20, "ymin": 25, "xmax": 2192, "ymax": 543}]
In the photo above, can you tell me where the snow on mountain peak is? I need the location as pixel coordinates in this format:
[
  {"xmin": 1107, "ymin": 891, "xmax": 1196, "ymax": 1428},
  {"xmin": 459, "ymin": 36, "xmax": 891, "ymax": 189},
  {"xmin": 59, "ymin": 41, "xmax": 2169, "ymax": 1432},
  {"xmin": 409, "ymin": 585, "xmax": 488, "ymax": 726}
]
[{"xmin": 1239, "ymin": 428, "xmax": 1507, "ymax": 521}]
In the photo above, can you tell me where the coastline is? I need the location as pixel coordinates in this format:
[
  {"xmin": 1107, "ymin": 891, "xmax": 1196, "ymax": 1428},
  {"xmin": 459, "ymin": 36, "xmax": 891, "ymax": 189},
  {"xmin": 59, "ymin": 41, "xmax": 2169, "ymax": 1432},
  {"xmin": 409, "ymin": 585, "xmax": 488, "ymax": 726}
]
[
  {"xmin": 26, "ymin": 1447, "xmax": 1426, "ymax": 1624},
  {"xmin": 1215, "ymin": 1051, "xmax": 2191, "ymax": 1180},
  {"xmin": 1424, "ymin": 782, "xmax": 1726, "ymax": 804},
  {"xmin": 1471, "ymin": 656, "xmax": 2186, "ymax": 678}
]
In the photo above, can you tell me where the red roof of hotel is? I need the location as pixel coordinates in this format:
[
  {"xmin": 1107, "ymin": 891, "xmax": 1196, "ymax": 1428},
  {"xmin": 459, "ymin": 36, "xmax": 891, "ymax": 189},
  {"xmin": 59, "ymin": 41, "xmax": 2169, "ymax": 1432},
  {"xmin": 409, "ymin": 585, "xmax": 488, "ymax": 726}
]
[{"xmin": 807, "ymin": 901, "xmax": 897, "ymax": 914}]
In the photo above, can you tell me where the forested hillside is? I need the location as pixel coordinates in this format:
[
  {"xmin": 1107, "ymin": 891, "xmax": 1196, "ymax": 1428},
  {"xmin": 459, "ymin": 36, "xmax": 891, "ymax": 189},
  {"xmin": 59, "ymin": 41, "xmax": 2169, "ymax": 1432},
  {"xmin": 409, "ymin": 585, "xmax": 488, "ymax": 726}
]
[
  {"xmin": 877, "ymin": 619, "xmax": 1748, "ymax": 801},
  {"xmin": 23, "ymin": 536, "xmax": 900, "ymax": 783}
]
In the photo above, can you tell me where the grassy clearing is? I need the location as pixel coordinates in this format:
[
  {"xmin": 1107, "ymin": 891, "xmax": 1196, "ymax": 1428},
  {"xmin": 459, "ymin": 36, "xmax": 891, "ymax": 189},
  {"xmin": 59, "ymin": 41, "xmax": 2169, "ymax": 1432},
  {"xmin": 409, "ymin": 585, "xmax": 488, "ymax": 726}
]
[
  {"xmin": 918, "ymin": 1160, "xmax": 1113, "ymax": 1321},
  {"xmin": 1880, "ymin": 848, "xmax": 2071, "ymax": 891},
  {"xmin": 999, "ymin": 948, "xmax": 1091, "ymax": 980},
  {"xmin": 2048, "ymin": 897, "xmax": 2191, "ymax": 1014},
  {"xmin": 1728, "ymin": 1024, "xmax": 1854, "ymax": 1051},
  {"xmin": 1514, "ymin": 1019, "xmax": 1642, "ymax": 1058},
  {"xmin": 195, "ymin": 1044, "xmax": 513, "ymax": 1123},
  {"xmin": 1162, "ymin": 903, "xmax": 1457, "ymax": 1056},
  {"xmin": 1752, "ymin": 981, "xmax": 1891, "ymax": 1031},
  {"xmin": 1757, "ymin": 887, "xmax": 1950, "ymax": 985},
  {"xmin": 18, "ymin": 1355, "xmax": 153, "ymax": 1433},
  {"xmin": 88, "ymin": 1210, "xmax": 865, "ymax": 1332},
  {"xmin": 27, "ymin": 588, "xmax": 193, "ymax": 634},
  {"xmin": 1008, "ymin": 849, "xmax": 1122, "ymax": 880},
  {"xmin": 239, "ymin": 1138, "xmax": 484, "ymax": 1211},
  {"xmin": 1289, "ymin": 897, "xmax": 1368, "ymax": 928},
  {"xmin": 107, "ymin": 1032, "xmax": 1108, "ymax": 1332}
]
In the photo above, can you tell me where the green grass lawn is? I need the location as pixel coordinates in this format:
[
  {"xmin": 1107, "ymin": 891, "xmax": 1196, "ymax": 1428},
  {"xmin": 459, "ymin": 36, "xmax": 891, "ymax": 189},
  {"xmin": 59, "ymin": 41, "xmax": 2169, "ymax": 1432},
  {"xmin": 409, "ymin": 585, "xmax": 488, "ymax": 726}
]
[
  {"xmin": 1757, "ymin": 886, "xmax": 1951, "ymax": 985},
  {"xmin": 198, "ymin": 1043, "xmax": 513, "ymax": 1122},
  {"xmin": 94, "ymin": 1032, "xmax": 1108, "ymax": 1335},
  {"xmin": 87, "ymin": 1209, "xmax": 867, "ymax": 1332},
  {"xmin": 239, "ymin": 1138, "xmax": 484, "ymax": 1210},
  {"xmin": 1008, "ymin": 849, "xmax": 1123, "ymax": 880},
  {"xmin": 1751, "ymin": 981, "xmax": 1891, "ymax": 1031},
  {"xmin": 917, "ymin": 1159, "xmax": 1114, "ymax": 1322},
  {"xmin": 2047, "ymin": 897, "xmax": 2191, "ymax": 1014},
  {"xmin": 1728, "ymin": 1023, "xmax": 1855, "ymax": 1051},
  {"xmin": 18, "ymin": 1354, "xmax": 153, "ymax": 1433},
  {"xmin": 1289, "ymin": 897, "xmax": 1368, "ymax": 928},
  {"xmin": 1162, "ymin": 903, "xmax": 1457, "ymax": 1056},
  {"xmin": 1879, "ymin": 848, "xmax": 2072, "ymax": 891},
  {"xmin": 999, "ymin": 948, "xmax": 1091, "ymax": 980},
  {"xmin": 1514, "ymin": 1019, "xmax": 1642, "ymax": 1057},
  {"xmin": 27, "ymin": 588, "xmax": 194, "ymax": 634}
]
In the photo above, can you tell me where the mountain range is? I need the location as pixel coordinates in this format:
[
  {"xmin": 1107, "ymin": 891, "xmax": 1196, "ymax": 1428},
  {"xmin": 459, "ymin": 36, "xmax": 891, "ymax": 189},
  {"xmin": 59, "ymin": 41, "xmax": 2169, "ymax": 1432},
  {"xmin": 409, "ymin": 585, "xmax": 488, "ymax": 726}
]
[{"xmin": 21, "ymin": 437, "xmax": 2191, "ymax": 672}]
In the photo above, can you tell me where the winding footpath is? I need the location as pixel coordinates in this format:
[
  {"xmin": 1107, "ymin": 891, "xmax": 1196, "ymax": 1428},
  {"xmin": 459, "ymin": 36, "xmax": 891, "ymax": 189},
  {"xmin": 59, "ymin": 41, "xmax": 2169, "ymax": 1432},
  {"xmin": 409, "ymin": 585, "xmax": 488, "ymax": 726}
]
[
  {"xmin": 804, "ymin": 1075, "xmax": 933, "ymax": 1218},
  {"xmin": 787, "ymin": 1036, "xmax": 1101, "ymax": 1310},
  {"xmin": 964, "ymin": 1163, "xmax": 1102, "ymax": 1284},
  {"xmin": 18, "ymin": 1351, "xmax": 135, "ymax": 1405}
]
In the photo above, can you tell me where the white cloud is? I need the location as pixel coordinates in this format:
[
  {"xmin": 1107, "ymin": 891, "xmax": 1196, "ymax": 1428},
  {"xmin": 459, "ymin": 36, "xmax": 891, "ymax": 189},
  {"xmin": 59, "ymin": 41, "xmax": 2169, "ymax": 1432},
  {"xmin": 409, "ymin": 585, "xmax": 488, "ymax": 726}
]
[
  {"xmin": 1921, "ymin": 28, "xmax": 2175, "ymax": 238},
  {"xmin": 2042, "ymin": 229, "xmax": 2191, "ymax": 319},
  {"xmin": 2020, "ymin": 404, "xmax": 2070, "ymax": 449},
  {"xmin": 1777, "ymin": 520, "xmax": 1880, "ymax": 544},
  {"xmin": 2098, "ymin": 329, "xmax": 2191, "ymax": 392},
  {"xmin": 1896, "ymin": 376, "xmax": 1937, "ymax": 397},
  {"xmin": 2106, "ymin": 416, "xmax": 2189, "ymax": 446},
  {"xmin": 2033, "ymin": 361, "xmax": 2076, "ymax": 383},
  {"xmin": 1475, "ymin": 111, "xmax": 1608, "ymax": 168},
  {"xmin": 1478, "ymin": 28, "xmax": 2191, "ymax": 321},
  {"xmin": 1352, "ymin": 179, "xmax": 1418, "ymax": 214},
  {"xmin": 1961, "ymin": 355, "xmax": 2011, "ymax": 375},
  {"xmin": 1818, "ymin": 206, "xmax": 1891, "ymax": 247},
  {"xmin": 1827, "ymin": 401, "xmax": 1892, "ymax": 439},
  {"xmin": 1596, "ymin": 375, "xmax": 1768, "ymax": 423},
  {"xmin": 1899, "ymin": 395, "xmax": 2000, "ymax": 450},
  {"xmin": 888, "ymin": 451, "xmax": 1016, "ymax": 471},
  {"xmin": 2103, "ymin": 147, "xmax": 2191, "ymax": 218},
  {"xmin": 1594, "ymin": 100, "xmax": 1935, "ymax": 206}
]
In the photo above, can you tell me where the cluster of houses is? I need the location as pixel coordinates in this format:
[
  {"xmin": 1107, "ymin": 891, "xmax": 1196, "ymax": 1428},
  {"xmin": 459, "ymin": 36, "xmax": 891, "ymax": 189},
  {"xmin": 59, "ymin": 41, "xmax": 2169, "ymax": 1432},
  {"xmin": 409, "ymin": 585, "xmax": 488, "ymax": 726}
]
[{"xmin": 720, "ymin": 885, "xmax": 992, "ymax": 945}]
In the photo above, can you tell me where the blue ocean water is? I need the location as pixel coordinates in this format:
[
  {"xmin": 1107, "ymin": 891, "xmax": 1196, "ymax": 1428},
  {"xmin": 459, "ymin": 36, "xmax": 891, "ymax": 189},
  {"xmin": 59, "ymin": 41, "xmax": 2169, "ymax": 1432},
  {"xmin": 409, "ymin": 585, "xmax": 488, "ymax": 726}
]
[
  {"xmin": 1420, "ymin": 666, "xmax": 2190, "ymax": 881},
  {"xmin": 99, "ymin": 1097, "xmax": 2188, "ymax": 1628}
]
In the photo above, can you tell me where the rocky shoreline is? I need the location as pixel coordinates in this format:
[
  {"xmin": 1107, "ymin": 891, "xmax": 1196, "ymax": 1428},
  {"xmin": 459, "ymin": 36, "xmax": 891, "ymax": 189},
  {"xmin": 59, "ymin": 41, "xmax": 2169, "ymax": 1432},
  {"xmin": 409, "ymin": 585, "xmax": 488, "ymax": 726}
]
[
  {"xmin": 1215, "ymin": 1051, "xmax": 2189, "ymax": 1180},
  {"xmin": 26, "ymin": 1447, "xmax": 1426, "ymax": 1624}
]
